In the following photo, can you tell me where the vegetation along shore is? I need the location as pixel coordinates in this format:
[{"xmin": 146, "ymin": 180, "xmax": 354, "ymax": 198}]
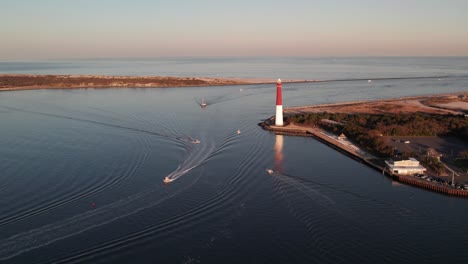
[
  {"xmin": 0, "ymin": 74, "xmax": 259, "ymax": 91},
  {"xmin": 0, "ymin": 74, "xmax": 456, "ymax": 92},
  {"xmin": 0, "ymin": 74, "xmax": 324, "ymax": 91}
]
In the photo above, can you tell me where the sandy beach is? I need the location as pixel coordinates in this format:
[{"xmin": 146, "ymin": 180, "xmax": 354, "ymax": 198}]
[
  {"xmin": 285, "ymin": 92, "xmax": 468, "ymax": 115},
  {"xmin": 0, "ymin": 74, "xmax": 323, "ymax": 91},
  {"xmin": 0, "ymin": 74, "xmax": 257, "ymax": 91}
]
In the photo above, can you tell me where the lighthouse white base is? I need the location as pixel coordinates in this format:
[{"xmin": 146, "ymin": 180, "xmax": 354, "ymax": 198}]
[{"xmin": 275, "ymin": 105, "xmax": 283, "ymax": 126}]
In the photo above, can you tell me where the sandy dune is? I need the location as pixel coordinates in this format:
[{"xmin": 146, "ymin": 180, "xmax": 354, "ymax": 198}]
[{"xmin": 286, "ymin": 93, "xmax": 468, "ymax": 115}]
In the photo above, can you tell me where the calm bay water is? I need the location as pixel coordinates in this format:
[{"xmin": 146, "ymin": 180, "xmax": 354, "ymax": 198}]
[{"xmin": 0, "ymin": 58, "xmax": 468, "ymax": 263}]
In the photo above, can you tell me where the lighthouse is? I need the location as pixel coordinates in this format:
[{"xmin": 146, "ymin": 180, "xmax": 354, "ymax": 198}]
[{"xmin": 275, "ymin": 78, "xmax": 283, "ymax": 126}]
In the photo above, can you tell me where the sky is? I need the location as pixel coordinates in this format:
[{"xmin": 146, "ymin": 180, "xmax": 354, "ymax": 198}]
[{"xmin": 1, "ymin": 0, "xmax": 468, "ymax": 60}]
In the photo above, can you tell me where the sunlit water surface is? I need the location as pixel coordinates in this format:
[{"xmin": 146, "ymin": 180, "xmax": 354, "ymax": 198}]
[{"xmin": 0, "ymin": 58, "xmax": 468, "ymax": 263}]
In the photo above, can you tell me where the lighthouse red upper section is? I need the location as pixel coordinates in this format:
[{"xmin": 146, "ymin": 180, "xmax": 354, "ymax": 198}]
[{"xmin": 276, "ymin": 79, "xmax": 282, "ymax": 105}]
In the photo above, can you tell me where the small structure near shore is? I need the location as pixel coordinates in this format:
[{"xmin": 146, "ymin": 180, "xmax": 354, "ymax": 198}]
[
  {"xmin": 385, "ymin": 158, "xmax": 426, "ymax": 175},
  {"xmin": 338, "ymin": 133, "xmax": 347, "ymax": 140}
]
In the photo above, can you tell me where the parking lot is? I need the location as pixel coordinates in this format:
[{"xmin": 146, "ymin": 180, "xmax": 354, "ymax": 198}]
[{"xmin": 383, "ymin": 135, "xmax": 468, "ymax": 183}]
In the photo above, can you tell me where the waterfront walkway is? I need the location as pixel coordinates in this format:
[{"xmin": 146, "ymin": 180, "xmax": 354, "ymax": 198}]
[
  {"xmin": 289, "ymin": 123, "xmax": 376, "ymax": 159},
  {"xmin": 268, "ymin": 122, "xmax": 375, "ymax": 160}
]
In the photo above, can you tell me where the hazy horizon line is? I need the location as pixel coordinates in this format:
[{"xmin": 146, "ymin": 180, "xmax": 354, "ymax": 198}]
[{"xmin": 1, "ymin": 55, "xmax": 468, "ymax": 62}]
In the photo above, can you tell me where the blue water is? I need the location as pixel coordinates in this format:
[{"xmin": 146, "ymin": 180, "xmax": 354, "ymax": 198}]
[
  {"xmin": 1, "ymin": 57, "xmax": 468, "ymax": 80},
  {"xmin": 0, "ymin": 58, "xmax": 467, "ymax": 263}
]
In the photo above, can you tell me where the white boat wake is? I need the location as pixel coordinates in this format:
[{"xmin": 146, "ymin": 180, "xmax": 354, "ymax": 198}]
[
  {"xmin": 164, "ymin": 136, "xmax": 216, "ymax": 183},
  {"xmin": 0, "ymin": 182, "xmax": 189, "ymax": 261},
  {"xmin": 0, "ymin": 137, "xmax": 218, "ymax": 261}
]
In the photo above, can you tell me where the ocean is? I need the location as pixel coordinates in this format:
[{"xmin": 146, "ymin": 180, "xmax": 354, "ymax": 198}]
[
  {"xmin": 0, "ymin": 57, "xmax": 467, "ymax": 263},
  {"xmin": 1, "ymin": 57, "xmax": 468, "ymax": 80}
]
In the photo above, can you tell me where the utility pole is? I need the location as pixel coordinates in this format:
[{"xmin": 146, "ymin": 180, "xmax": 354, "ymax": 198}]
[
  {"xmin": 444, "ymin": 163, "xmax": 457, "ymax": 187},
  {"xmin": 452, "ymin": 171, "xmax": 455, "ymax": 187}
]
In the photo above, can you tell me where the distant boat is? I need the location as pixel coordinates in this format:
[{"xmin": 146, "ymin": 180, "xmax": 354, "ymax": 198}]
[
  {"xmin": 237, "ymin": 129, "xmax": 241, "ymax": 134},
  {"xmin": 368, "ymin": 80, "xmax": 372, "ymax": 83},
  {"xmin": 192, "ymin": 139, "xmax": 200, "ymax": 144},
  {"xmin": 266, "ymin": 169, "xmax": 274, "ymax": 174},
  {"xmin": 201, "ymin": 99, "xmax": 207, "ymax": 108},
  {"xmin": 163, "ymin": 177, "xmax": 171, "ymax": 184}
]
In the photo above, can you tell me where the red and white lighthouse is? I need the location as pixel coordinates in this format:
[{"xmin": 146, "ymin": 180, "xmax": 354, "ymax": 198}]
[{"xmin": 275, "ymin": 78, "xmax": 283, "ymax": 126}]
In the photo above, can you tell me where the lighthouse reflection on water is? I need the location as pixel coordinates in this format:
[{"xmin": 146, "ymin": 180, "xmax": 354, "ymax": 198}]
[{"xmin": 274, "ymin": 134, "xmax": 284, "ymax": 173}]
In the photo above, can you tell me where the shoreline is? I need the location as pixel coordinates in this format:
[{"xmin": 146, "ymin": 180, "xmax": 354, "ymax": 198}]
[
  {"xmin": 0, "ymin": 74, "xmax": 462, "ymax": 92},
  {"xmin": 0, "ymin": 74, "xmax": 310, "ymax": 92},
  {"xmin": 285, "ymin": 92, "xmax": 468, "ymax": 115},
  {"xmin": 260, "ymin": 93, "xmax": 468, "ymax": 198},
  {"xmin": 0, "ymin": 74, "xmax": 254, "ymax": 91},
  {"xmin": 260, "ymin": 119, "xmax": 468, "ymax": 198}
]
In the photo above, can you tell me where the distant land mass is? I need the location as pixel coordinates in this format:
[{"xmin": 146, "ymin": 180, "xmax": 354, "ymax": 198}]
[
  {"xmin": 1, "ymin": 74, "xmax": 459, "ymax": 92},
  {"xmin": 0, "ymin": 74, "xmax": 276, "ymax": 91}
]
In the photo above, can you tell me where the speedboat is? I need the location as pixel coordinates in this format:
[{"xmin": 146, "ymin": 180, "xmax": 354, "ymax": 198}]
[
  {"xmin": 266, "ymin": 169, "xmax": 274, "ymax": 174},
  {"xmin": 201, "ymin": 99, "xmax": 207, "ymax": 108},
  {"xmin": 237, "ymin": 129, "xmax": 241, "ymax": 134},
  {"xmin": 163, "ymin": 177, "xmax": 171, "ymax": 184},
  {"xmin": 192, "ymin": 139, "xmax": 200, "ymax": 144}
]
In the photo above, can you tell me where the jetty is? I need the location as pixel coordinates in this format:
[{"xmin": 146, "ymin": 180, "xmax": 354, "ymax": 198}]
[{"xmin": 260, "ymin": 118, "xmax": 468, "ymax": 198}]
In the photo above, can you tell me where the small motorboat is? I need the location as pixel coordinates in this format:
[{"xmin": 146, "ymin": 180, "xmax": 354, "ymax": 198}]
[
  {"xmin": 192, "ymin": 139, "xmax": 200, "ymax": 144},
  {"xmin": 266, "ymin": 169, "xmax": 274, "ymax": 174},
  {"xmin": 237, "ymin": 129, "xmax": 241, "ymax": 134},
  {"xmin": 163, "ymin": 177, "xmax": 171, "ymax": 184},
  {"xmin": 201, "ymin": 99, "xmax": 207, "ymax": 108}
]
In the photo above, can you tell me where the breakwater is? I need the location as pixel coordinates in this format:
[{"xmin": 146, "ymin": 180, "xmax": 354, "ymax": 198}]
[{"xmin": 260, "ymin": 119, "xmax": 468, "ymax": 198}]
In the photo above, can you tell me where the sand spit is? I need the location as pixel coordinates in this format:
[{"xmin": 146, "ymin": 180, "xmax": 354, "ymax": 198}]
[
  {"xmin": 0, "ymin": 74, "xmax": 273, "ymax": 91},
  {"xmin": 286, "ymin": 93, "xmax": 468, "ymax": 116},
  {"xmin": 1, "ymin": 74, "xmax": 459, "ymax": 92}
]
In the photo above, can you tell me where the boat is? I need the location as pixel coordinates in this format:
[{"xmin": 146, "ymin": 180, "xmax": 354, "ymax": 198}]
[
  {"xmin": 163, "ymin": 177, "xmax": 171, "ymax": 184},
  {"xmin": 266, "ymin": 169, "xmax": 274, "ymax": 174},
  {"xmin": 237, "ymin": 129, "xmax": 241, "ymax": 134},
  {"xmin": 201, "ymin": 99, "xmax": 207, "ymax": 108},
  {"xmin": 192, "ymin": 139, "xmax": 200, "ymax": 144}
]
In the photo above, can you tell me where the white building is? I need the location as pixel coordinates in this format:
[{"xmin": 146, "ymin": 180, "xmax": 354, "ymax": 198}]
[
  {"xmin": 385, "ymin": 158, "xmax": 426, "ymax": 175},
  {"xmin": 337, "ymin": 133, "xmax": 347, "ymax": 140}
]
